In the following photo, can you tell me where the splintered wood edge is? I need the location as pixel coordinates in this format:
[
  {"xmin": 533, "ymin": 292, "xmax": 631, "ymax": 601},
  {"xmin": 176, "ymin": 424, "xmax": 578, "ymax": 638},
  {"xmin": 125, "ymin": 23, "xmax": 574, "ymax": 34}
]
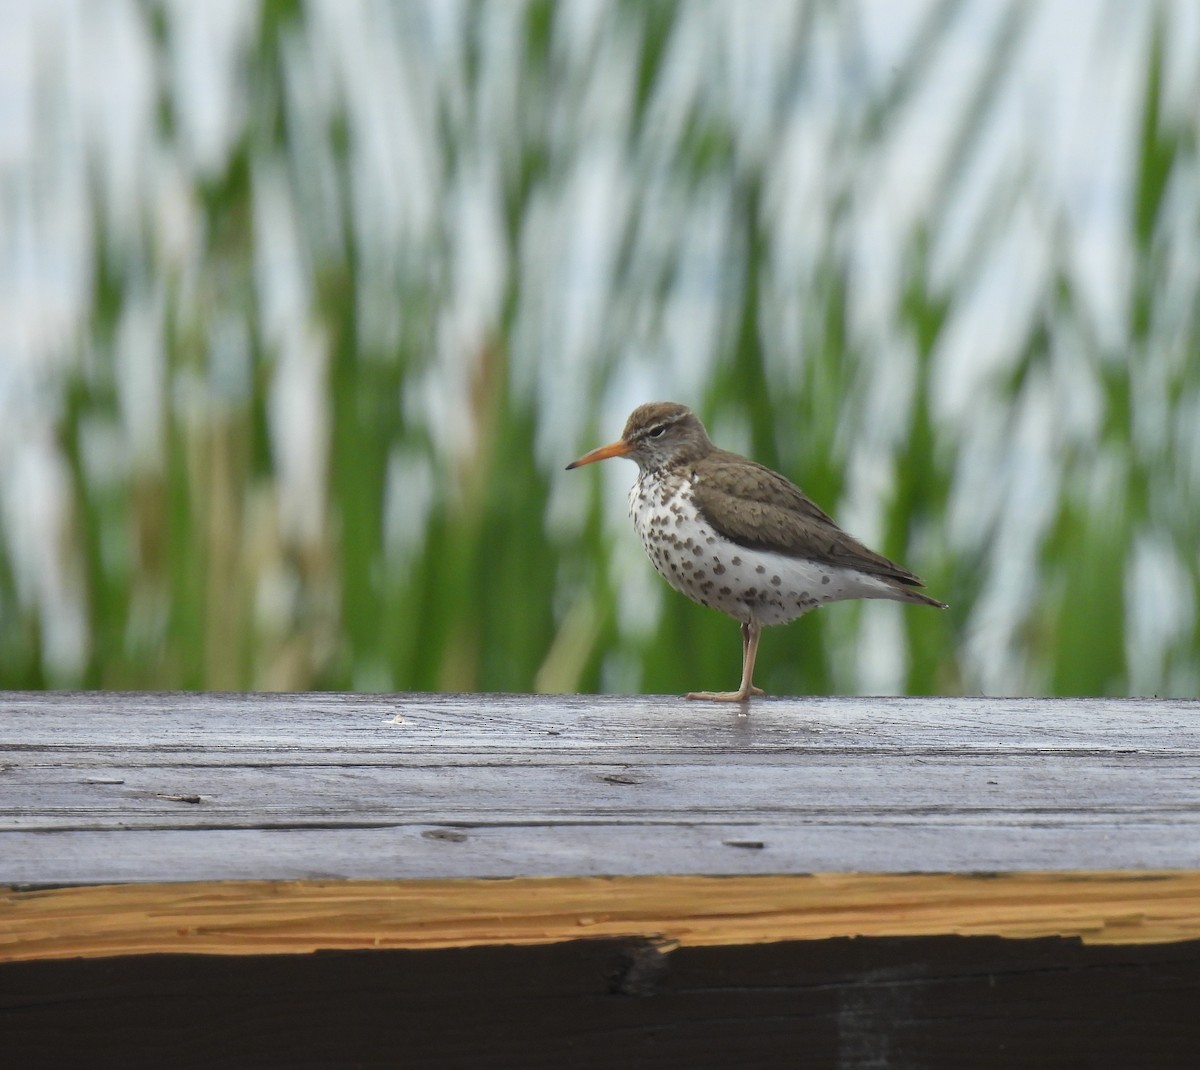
[{"xmin": 3, "ymin": 871, "xmax": 1200, "ymax": 963}]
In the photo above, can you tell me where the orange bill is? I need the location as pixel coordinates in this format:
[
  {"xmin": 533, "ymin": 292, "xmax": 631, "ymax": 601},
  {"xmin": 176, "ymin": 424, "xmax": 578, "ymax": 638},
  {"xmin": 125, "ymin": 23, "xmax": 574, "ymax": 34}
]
[{"xmin": 565, "ymin": 439, "xmax": 633, "ymax": 470}]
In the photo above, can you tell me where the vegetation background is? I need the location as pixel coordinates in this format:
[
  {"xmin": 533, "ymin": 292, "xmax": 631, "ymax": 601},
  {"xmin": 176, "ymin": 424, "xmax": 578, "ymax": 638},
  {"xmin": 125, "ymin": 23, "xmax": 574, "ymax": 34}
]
[{"xmin": 1, "ymin": 0, "xmax": 1197, "ymax": 697}]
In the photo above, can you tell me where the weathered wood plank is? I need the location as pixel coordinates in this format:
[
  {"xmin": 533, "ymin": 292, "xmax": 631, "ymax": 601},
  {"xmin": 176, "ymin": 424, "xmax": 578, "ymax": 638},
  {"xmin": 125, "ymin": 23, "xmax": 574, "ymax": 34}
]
[
  {"xmin": 5, "ymin": 688, "xmax": 1200, "ymax": 999},
  {"xmin": 7, "ymin": 756, "xmax": 1198, "ymax": 825},
  {"xmin": 4, "ymin": 821, "xmax": 1198, "ymax": 885},
  {"xmin": 3, "ymin": 690, "xmax": 1197, "ymax": 751},
  {"xmin": 3, "ymin": 691, "xmax": 1200, "ymax": 887}
]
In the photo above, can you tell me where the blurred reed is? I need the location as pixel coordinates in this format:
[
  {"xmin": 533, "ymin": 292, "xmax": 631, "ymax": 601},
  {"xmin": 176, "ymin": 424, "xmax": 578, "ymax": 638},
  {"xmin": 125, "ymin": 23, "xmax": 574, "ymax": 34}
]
[{"xmin": 0, "ymin": 0, "xmax": 1197, "ymax": 697}]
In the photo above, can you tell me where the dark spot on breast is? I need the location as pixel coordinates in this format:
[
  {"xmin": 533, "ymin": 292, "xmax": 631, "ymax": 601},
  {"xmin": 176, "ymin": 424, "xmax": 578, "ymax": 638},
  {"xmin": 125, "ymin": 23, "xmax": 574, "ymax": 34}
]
[
  {"xmin": 731, "ymin": 557, "xmax": 742, "ymax": 566},
  {"xmin": 821, "ymin": 575, "xmax": 830, "ymax": 585},
  {"xmin": 755, "ymin": 565, "xmax": 765, "ymax": 575},
  {"xmin": 771, "ymin": 575, "xmax": 781, "ymax": 587},
  {"xmin": 746, "ymin": 587, "xmax": 757, "ymax": 598},
  {"xmin": 720, "ymin": 586, "xmax": 732, "ymax": 596},
  {"xmin": 693, "ymin": 545, "xmax": 703, "ymax": 557},
  {"xmin": 706, "ymin": 536, "xmax": 715, "ymax": 545},
  {"xmin": 695, "ymin": 570, "xmax": 706, "ymax": 579}
]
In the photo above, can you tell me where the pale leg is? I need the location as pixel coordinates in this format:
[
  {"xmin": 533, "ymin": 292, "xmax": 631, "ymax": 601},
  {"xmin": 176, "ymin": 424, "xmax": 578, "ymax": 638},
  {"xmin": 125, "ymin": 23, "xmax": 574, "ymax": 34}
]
[{"xmin": 687, "ymin": 620, "xmax": 765, "ymax": 702}]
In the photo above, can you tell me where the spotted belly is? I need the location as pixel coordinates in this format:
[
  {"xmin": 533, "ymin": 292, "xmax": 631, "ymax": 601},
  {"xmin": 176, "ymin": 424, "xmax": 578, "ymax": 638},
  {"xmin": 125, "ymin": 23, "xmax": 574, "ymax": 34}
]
[{"xmin": 628, "ymin": 472, "xmax": 895, "ymax": 626}]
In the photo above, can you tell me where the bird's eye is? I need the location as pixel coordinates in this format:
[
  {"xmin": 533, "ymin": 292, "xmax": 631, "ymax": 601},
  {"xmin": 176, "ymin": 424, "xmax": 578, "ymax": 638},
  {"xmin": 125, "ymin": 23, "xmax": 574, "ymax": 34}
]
[{"xmin": 649, "ymin": 425, "xmax": 666, "ymax": 438}]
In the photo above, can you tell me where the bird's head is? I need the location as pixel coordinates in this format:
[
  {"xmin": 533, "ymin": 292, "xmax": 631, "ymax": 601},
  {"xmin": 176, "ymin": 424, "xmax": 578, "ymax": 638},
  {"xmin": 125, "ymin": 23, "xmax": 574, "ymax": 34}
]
[{"xmin": 566, "ymin": 402, "xmax": 714, "ymax": 474}]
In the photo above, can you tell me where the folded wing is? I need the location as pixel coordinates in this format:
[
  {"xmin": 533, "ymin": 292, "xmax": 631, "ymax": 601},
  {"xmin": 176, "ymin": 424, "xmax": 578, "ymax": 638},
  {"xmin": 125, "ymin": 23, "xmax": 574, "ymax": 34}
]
[{"xmin": 692, "ymin": 451, "xmax": 933, "ymax": 591}]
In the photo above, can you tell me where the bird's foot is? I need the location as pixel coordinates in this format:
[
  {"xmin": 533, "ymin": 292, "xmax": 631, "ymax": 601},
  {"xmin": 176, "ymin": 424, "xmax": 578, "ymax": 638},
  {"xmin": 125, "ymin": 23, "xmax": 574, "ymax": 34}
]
[{"xmin": 686, "ymin": 686, "xmax": 765, "ymax": 703}]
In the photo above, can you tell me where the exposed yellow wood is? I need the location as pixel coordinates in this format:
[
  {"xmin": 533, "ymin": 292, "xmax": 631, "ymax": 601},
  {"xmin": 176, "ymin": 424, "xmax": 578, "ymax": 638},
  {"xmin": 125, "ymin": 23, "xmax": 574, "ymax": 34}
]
[{"xmin": 4, "ymin": 871, "xmax": 1199, "ymax": 963}]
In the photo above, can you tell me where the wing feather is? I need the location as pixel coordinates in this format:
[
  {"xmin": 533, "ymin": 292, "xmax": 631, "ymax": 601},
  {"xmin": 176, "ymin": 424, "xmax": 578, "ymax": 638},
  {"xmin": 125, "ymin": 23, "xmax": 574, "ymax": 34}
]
[{"xmin": 691, "ymin": 451, "xmax": 928, "ymax": 589}]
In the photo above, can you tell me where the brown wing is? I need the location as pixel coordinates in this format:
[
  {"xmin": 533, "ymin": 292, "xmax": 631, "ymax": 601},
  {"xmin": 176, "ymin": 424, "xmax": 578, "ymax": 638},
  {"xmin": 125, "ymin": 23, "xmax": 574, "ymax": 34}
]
[{"xmin": 691, "ymin": 450, "xmax": 928, "ymax": 588}]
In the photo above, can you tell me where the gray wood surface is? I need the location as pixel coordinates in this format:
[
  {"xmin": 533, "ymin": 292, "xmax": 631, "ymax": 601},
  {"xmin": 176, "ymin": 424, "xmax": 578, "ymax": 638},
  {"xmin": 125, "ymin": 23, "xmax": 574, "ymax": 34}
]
[{"xmin": 2, "ymin": 691, "xmax": 1199, "ymax": 885}]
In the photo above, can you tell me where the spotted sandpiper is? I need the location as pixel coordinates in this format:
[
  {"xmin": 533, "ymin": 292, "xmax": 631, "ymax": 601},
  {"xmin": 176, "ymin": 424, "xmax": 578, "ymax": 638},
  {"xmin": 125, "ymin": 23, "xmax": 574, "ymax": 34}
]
[{"xmin": 567, "ymin": 401, "xmax": 947, "ymax": 702}]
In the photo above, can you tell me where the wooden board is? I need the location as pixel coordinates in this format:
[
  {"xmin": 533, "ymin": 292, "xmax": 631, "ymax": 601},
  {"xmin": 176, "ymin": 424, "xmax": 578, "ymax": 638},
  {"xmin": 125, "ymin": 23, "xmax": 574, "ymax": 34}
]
[
  {"xmin": 3, "ymin": 691, "xmax": 1200, "ymax": 884},
  {"xmin": 5, "ymin": 937, "xmax": 1200, "ymax": 1069},
  {"xmin": 4, "ymin": 871, "xmax": 1200, "ymax": 963},
  {"xmin": 5, "ymin": 692, "xmax": 1200, "ymax": 1064}
]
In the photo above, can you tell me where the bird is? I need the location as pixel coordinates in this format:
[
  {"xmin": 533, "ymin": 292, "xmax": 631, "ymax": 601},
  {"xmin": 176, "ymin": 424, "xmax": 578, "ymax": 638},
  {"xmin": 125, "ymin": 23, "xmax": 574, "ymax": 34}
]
[{"xmin": 566, "ymin": 401, "xmax": 947, "ymax": 702}]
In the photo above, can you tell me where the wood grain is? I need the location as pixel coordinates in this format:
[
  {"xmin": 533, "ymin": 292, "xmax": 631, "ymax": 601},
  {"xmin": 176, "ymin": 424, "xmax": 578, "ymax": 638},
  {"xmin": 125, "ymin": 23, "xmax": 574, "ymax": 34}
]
[
  {"xmin": 4, "ymin": 691, "xmax": 1200, "ymax": 966},
  {"xmin": 4, "ymin": 871, "xmax": 1200, "ymax": 963},
  {"xmin": 3, "ymin": 691, "xmax": 1199, "ymax": 884}
]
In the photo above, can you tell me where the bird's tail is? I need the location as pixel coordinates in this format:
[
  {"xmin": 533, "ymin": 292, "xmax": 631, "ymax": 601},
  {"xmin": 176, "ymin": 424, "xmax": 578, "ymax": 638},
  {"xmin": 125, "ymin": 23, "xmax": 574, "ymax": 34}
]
[{"xmin": 890, "ymin": 585, "xmax": 948, "ymax": 610}]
